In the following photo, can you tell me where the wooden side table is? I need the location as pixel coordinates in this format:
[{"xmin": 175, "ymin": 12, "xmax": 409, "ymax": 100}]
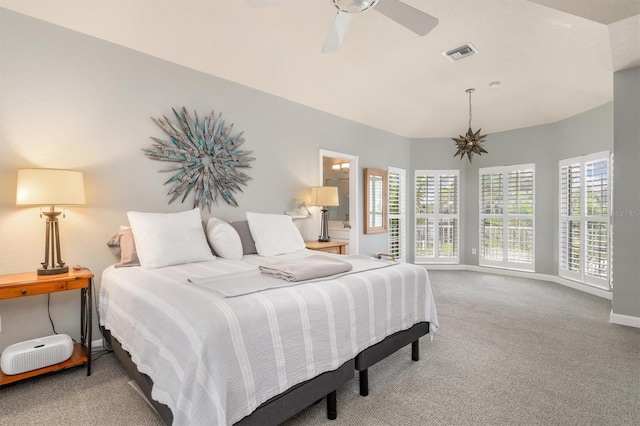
[
  {"xmin": 305, "ymin": 240, "xmax": 349, "ymax": 255},
  {"xmin": 0, "ymin": 268, "xmax": 93, "ymax": 386}
]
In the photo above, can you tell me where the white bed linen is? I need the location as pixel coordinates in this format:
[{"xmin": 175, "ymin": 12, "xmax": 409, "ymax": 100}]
[
  {"xmin": 188, "ymin": 253, "xmax": 398, "ymax": 296},
  {"xmin": 99, "ymin": 254, "xmax": 438, "ymax": 425}
]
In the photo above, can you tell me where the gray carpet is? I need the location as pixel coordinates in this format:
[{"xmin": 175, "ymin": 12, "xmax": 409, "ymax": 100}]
[{"xmin": 1, "ymin": 271, "xmax": 638, "ymax": 425}]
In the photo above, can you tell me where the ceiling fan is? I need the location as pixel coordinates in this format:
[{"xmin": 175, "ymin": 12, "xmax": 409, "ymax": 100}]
[
  {"xmin": 323, "ymin": 0, "xmax": 439, "ymax": 52},
  {"xmin": 248, "ymin": 0, "xmax": 439, "ymax": 52}
]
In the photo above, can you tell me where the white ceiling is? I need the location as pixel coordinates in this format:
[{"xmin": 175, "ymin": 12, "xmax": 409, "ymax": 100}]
[{"xmin": 1, "ymin": 0, "xmax": 639, "ymax": 138}]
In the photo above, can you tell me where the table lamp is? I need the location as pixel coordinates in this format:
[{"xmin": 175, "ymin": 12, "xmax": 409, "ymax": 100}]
[
  {"xmin": 310, "ymin": 186, "xmax": 339, "ymax": 242},
  {"xmin": 16, "ymin": 169, "xmax": 86, "ymax": 275}
]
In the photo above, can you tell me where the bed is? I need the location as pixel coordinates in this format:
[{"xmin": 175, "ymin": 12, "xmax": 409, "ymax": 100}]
[
  {"xmin": 105, "ymin": 328, "xmax": 353, "ymax": 425},
  {"xmin": 100, "ymin": 211, "xmax": 438, "ymax": 425}
]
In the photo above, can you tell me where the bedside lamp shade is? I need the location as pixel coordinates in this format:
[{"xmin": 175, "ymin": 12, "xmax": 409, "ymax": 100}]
[
  {"xmin": 17, "ymin": 169, "xmax": 86, "ymax": 206},
  {"xmin": 16, "ymin": 169, "xmax": 86, "ymax": 276},
  {"xmin": 310, "ymin": 186, "xmax": 339, "ymax": 242},
  {"xmin": 310, "ymin": 186, "xmax": 339, "ymax": 207}
]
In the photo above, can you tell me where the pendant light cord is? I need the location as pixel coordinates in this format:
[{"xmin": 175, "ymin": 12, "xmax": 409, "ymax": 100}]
[{"xmin": 466, "ymin": 88, "xmax": 475, "ymax": 129}]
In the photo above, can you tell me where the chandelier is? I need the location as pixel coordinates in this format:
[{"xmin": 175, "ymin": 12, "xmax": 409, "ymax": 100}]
[{"xmin": 452, "ymin": 88, "xmax": 488, "ymax": 163}]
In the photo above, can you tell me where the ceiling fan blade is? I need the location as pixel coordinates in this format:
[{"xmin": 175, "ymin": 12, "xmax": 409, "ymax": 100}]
[
  {"xmin": 374, "ymin": 0, "xmax": 439, "ymax": 36},
  {"xmin": 322, "ymin": 11, "xmax": 352, "ymax": 53}
]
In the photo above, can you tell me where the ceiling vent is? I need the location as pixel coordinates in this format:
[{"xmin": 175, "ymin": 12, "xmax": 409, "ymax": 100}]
[{"xmin": 442, "ymin": 43, "xmax": 478, "ymax": 62}]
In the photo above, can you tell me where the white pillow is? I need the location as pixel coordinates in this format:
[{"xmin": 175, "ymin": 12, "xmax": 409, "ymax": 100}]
[
  {"xmin": 206, "ymin": 218, "xmax": 243, "ymax": 260},
  {"xmin": 246, "ymin": 212, "xmax": 305, "ymax": 256},
  {"xmin": 127, "ymin": 209, "xmax": 214, "ymax": 269}
]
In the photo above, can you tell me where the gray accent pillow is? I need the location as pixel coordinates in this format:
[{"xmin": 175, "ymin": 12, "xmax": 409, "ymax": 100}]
[
  {"xmin": 230, "ymin": 220, "xmax": 257, "ymax": 255},
  {"xmin": 107, "ymin": 228, "xmax": 140, "ymax": 267}
]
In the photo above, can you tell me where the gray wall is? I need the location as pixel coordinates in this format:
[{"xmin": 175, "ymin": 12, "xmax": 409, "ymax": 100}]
[
  {"xmin": 410, "ymin": 104, "xmax": 614, "ymax": 275},
  {"xmin": 612, "ymin": 67, "xmax": 640, "ymax": 319},
  {"xmin": 0, "ymin": 9, "xmax": 410, "ymax": 351}
]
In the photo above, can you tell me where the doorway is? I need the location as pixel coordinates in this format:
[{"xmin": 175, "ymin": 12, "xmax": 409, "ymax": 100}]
[{"xmin": 319, "ymin": 149, "xmax": 359, "ymax": 255}]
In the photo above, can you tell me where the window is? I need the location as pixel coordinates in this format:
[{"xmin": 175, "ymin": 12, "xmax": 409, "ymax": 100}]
[
  {"xmin": 559, "ymin": 151, "xmax": 611, "ymax": 289},
  {"xmin": 415, "ymin": 170, "xmax": 459, "ymax": 264},
  {"xmin": 479, "ymin": 164, "xmax": 535, "ymax": 271},
  {"xmin": 364, "ymin": 168, "xmax": 387, "ymax": 234},
  {"xmin": 388, "ymin": 167, "xmax": 406, "ymax": 262}
]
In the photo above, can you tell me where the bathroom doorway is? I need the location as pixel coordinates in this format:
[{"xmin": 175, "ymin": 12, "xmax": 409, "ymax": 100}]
[{"xmin": 319, "ymin": 149, "xmax": 359, "ymax": 255}]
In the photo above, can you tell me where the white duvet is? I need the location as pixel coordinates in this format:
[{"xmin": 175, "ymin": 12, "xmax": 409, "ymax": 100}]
[{"xmin": 99, "ymin": 251, "xmax": 438, "ymax": 425}]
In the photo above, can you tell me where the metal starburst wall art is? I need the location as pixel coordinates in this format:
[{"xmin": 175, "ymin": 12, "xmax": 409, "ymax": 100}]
[
  {"xmin": 452, "ymin": 88, "xmax": 488, "ymax": 163},
  {"xmin": 144, "ymin": 107, "xmax": 255, "ymax": 210}
]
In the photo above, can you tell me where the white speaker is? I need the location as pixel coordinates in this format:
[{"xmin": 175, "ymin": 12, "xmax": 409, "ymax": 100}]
[{"xmin": 1, "ymin": 334, "xmax": 74, "ymax": 375}]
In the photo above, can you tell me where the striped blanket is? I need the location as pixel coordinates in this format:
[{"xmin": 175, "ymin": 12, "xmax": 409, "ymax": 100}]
[{"xmin": 99, "ymin": 255, "xmax": 438, "ymax": 425}]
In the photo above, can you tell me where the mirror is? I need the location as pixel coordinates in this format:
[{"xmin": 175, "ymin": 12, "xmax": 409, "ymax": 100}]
[
  {"xmin": 364, "ymin": 168, "xmax": 388, "ymax": 234},
  {"xmin": 323, "ymin": 157, "xmax": 350, "ymax": 223}
]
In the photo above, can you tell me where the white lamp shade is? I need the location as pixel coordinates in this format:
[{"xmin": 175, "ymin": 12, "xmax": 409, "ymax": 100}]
[
  {"xmin": 310, "ymin": 186, "xmax": 339, "ymax": 207},
  {"xmin": 16, "ymin": 169, "xmax": 86, "ymax": 206}
]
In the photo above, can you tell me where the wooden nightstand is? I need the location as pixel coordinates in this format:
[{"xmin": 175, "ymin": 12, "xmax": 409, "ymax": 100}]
[
  {"xmin": 0, "ymin": 268, "xmax": 93, "ymax": 386},
  {"xmin": 305, "ymin": 240, "xmax": 349, "ymax": 255}
]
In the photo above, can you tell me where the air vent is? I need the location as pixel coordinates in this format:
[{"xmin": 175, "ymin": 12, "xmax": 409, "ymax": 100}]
[{"xmin": 442, "ymin": 43, "xmax": 478, "ymax": 62}]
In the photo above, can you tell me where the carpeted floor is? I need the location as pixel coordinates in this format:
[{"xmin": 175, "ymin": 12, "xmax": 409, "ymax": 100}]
[{"xmin": 1, "ymin": 271, "xmax": 638, "ymax": 425}]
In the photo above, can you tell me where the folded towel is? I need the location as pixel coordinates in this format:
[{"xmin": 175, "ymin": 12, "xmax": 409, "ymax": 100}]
[{"xmin": 258, "ymin": 254, "xmax": 353, "ymax": 282}]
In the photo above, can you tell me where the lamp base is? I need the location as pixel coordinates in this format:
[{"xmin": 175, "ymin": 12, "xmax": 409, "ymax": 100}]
[
  {"xmin": 37, "ymin": 265, "xmax": 68, "ymax": 276},
  {"xmin": 39, "ymin": 208, "xmax": 69, "ymax": 276},
  {"xmin": 319, "ymin": 208, "xmax": 331, "ymax": 243}
]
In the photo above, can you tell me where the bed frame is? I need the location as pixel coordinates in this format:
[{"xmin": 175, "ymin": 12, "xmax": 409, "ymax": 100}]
[
  {"xmin": 105, "ymin": 321, "xmax": 430, "ymax": 424},
  {"xmin": 105, "ymin": 329, "xmax": 354, "ymax": 425},
  {"xmin": 355, "ymin": 321, "xmax": 430, "ymax": 396}
]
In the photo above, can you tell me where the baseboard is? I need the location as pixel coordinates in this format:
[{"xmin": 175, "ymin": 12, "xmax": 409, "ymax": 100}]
[
  {"xmin": 465, "ymin": 265, "xmax": 542, "ymax": 280},
  {"xmin": 610, "ymin": 311, "xmax": 640, "ymax": 328},
  {"xmin": 92, "ymin": 338, "xmax": 105, "ymax": 352},
  {"xmin": 420, "ymin": 263, "xmax": 613, "ymax": 300},
  {"xmin": 549, "ymin": 276, "xmax": 612, "ymax": 300},
  {"xmin": 421, "ymin": 264, "xmax": 467, "ymax": 270}
]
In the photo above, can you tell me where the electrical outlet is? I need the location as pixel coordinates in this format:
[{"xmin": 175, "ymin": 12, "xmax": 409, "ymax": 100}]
[{"xmin": 472, "ymin": 248, "xmax": 477, "ymax": 255}]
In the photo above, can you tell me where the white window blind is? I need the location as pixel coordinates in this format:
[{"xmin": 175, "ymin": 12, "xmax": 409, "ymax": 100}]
[
  {"xmin": 415, "ymin": 170, "xmax": 459, "ymax": 264},
  {"xmin": 388, "ymin": 167, "xmax": 406, "ymax": 262},
  {"xmin": 479, "ymin": 164, "xmax": 535, "ymax": 271},
  {"xmin": 559, "ymin": 151, "xmax": 610, "ymax": 289}
]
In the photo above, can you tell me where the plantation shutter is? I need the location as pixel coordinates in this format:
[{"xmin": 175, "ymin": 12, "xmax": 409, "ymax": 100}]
[
  {"xmin": 585, "ymin": 158, "xmax": 609, "ymax": 281},
  {"xmin": 438, "ymin": 175, "xmax": 458, "ymax": 259},
  {"xmin": 479, "ymin": 164, "xmax": 535, "ymax": 271},
  {"xmin": 560, "ymin": 162, "xmax": 582, "ymax": 280},
  {"xmin": 480, "ymin": 173, "xmax": 503, "ymax": 262},
  {"xmin": 507, "ymin": 169, "xmax": 534, "ymax": 264},
  {"xmin": 388, "ymin": 167, "xmax": 406, "ymax": 262},
  {"xmin": 415, "ymin": 170, "xmax": 459, "ymax": 264},
  {"xmin": 560, "ymin": 152, "xmax": 610, "ymax": 288}
]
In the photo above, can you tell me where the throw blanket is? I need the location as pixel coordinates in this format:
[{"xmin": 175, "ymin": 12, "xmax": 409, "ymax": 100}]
[
  {"xmin": 188, "ymin": 255, "xmax": 396, "ymax": 297},
  {"xmin": 258, "ymin": 254, "xmax": 352, "ymax": 281},
  {"xmin": 100, "ymin": 259, "xmax": 438, "ymax": 425}
]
